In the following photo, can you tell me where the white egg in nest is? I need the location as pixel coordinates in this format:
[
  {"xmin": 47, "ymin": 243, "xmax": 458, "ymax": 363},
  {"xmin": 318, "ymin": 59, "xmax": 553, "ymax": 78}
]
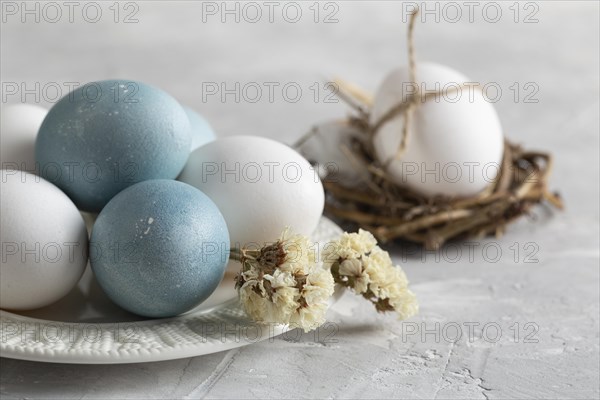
[{"xmin": 370, "ymin": 62, "xmax": 504, "ymax": 198}]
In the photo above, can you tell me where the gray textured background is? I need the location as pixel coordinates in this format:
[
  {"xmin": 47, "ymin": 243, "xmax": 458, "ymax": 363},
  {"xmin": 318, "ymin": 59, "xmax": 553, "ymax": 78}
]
[{"xmin": 1, "ymin": 1, "xmax": 599, "ymax": 399}]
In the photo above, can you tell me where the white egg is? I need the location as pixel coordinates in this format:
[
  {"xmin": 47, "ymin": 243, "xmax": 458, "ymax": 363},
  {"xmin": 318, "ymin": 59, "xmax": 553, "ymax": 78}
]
[
  {"xmin": 179, "ymin": 136, "xmax": 325, "ymax": 249},
  {"xmin": 296, "ymin": 120, "xmax": 364, "ymax": 187},
  {"xmin": 370, "ymin": 62, "xmax": 504, "ymax": 197},
  {"xmin": 0, "ymin": 104, "xmax": 47, "ymax": 171},
  {"xmin": 0, "ymin": 170, "xmax": 88, "ymax": 310}
]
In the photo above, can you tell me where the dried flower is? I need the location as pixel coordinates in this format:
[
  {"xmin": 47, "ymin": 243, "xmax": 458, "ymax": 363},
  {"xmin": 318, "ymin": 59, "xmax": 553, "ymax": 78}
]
[
  {"xmin": 323, "ymin": 229, "xmax": 418, "ymax": 319},
  {"xmin": 232, "ymin": 230, "xmax": 334, "ymax": 332}
]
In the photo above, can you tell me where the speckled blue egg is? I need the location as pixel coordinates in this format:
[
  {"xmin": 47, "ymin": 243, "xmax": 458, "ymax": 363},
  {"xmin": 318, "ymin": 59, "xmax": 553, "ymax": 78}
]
[
  {"xmin": 89, "ymin": 180, "xmax": 229, "ymax": 318},
  {"xmin": 36, "ymin": 80, "xmax": 192, "ymax": 212},
  {"xmin": 183, "ymin": 106, "xmax": 216, "ymax": 151}
]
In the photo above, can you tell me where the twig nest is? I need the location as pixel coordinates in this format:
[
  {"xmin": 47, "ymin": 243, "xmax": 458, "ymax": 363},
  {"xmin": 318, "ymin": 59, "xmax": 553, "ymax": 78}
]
[
  {"xmin": 371, "ymin": 62, "xmax": 504, "ymax": 197},
  {"xmin": 295, "ymin": 78, "xmax": 563, "ymax": 250}
]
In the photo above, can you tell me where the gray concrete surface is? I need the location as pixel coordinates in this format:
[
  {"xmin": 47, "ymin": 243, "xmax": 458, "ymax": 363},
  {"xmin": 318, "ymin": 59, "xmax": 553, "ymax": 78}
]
[{"xmin": 1, "ymin": 1, "xmax": 599, "ymax": 399}]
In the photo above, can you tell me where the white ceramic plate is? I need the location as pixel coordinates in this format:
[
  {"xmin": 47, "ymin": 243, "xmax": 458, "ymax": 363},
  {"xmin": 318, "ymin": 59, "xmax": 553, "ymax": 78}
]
[{"xmin": 0, "ymin": 217, "xmax": 343, "ymax": 364}]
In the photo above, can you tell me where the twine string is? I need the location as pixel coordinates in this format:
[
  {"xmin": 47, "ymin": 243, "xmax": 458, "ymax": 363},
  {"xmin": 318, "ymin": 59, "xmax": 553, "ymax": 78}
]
[
  {"xmin": 372, "ymin": 9, "xmax": 480, "ymax": 169},
  {"xmin": 371, "ymin": 9, "xmax": 420, "ymax": 168}
]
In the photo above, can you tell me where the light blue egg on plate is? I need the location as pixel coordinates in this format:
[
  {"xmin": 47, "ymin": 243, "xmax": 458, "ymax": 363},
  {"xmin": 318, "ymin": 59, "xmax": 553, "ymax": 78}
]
[
  {"xmin": 36, "ymin": 80, "xmax": 192, "ymax": 212},
  {"xmin": 90, "ymin": 179, "xmax": 229, "ymax": 318},
  {"xmin": 183, "ymin": 106, "xmax": 216, "ymax": 151}
]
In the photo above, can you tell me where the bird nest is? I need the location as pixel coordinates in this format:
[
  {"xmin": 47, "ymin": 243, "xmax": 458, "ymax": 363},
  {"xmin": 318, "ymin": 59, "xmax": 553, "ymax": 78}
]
[{"xmin": 297, "ymin": 79, "xmax": 563, "ymax": 251}]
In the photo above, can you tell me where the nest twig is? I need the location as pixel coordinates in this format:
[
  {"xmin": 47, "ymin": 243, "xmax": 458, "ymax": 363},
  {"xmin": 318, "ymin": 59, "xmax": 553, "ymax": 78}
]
[{"xmin": 301, "ymin": 79, "xmax": 563, "ymax": 251}]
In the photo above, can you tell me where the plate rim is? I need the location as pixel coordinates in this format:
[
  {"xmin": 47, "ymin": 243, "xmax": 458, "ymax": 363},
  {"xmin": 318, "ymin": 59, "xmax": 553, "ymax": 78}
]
[{"xmin": 0, "ymin": 299, "xmax": 289, "ymax": 364}]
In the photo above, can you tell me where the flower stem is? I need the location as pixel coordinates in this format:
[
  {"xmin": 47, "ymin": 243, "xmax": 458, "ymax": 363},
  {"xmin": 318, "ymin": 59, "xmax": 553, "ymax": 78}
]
[{"xmin": 229, "ymin": 247, "xmax": 244, "ymax": 263}]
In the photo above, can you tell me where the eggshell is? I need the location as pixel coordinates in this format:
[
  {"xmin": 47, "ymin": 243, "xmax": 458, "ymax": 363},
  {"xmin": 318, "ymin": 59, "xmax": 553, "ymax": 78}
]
[
  {"xmin": 371, "ymin": 62, "xmax": 504, "ymax": 197},
  {"xmin": 0, "ymin": 170, "xmax": 88, "ymax": 310},
  {"xmin": 90, "ymin": 180, "xmax": 229, "ymax": 318},
  {"xmin": 36, "ymin": 80, "xmax": 192, "ymax": 212},
  {"xmin": 184, "ymin": 106, "xmax": 216, "ymax": 151},
  {"xmin": 178, "ymin": 135, "xmax": 324, "ymax": 249},
  {"xmin": 296, "ymin": 120, "xmax": 364, "ymax": 187},
  {"xmin": 0, "ymin": 104, "xmax": 47, "ymax": 171}
]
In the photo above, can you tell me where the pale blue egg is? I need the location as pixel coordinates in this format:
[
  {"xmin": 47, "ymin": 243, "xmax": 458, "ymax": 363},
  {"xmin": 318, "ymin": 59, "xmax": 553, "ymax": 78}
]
[
  {"xmin": 90, "ymin": 180, "xmax": 229, "ymax": 318},
  {"xmin": 183, "ymin": 106, "xmax": 216, "ymax": 151},
  {"xmin": 36, "ymin": 80, "xmax": 192, "ymax": 212}
]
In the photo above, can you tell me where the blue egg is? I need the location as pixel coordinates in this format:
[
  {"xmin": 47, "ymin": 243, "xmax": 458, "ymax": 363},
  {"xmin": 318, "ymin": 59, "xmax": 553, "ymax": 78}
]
[
  {"xmin": 90, "ymin": 180, "xmax": 229, "ymax": 318},
  {"xmin": 183, "ymin": 106, "xmax": 216, "ymax": 151},
  {"xmin": 36, "ymin": 80, "xmax": 192, "ymax": 212}
]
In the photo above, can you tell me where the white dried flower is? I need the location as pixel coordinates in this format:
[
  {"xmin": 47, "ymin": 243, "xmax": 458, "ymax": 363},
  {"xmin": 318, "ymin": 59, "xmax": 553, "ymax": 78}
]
[
  {"xmin": 338, "ymin": 258, "xmax": 369, "ymax": 294},
  {"xmin": 290, "ymin": 265, "xmax": 334, "ymax": 330},
  {"xmin": 323, "ymin": 229, "xmax": 418, "ymax": 319},
  {"xmin": 278, "ymin": 233, "xmax": 317, "ymax": 274},
  {"xmin": 234, "ymin": 230, "xmax": 334, "ymax": 332},
  {"xmin": 363, "ymin": 248, "xmax": 418, "ymax": 319},
  {"xmin": 323, "ymin": 229, "xmax": 378, "ymax": 263}
]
